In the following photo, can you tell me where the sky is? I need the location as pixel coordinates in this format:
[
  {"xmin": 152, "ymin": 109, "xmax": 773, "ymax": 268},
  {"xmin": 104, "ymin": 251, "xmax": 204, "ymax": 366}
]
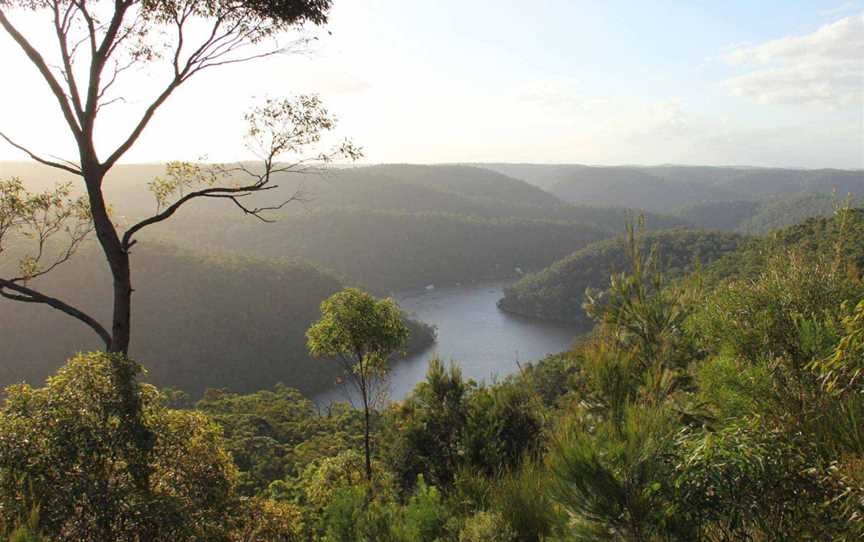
[{"xmin": 0, "ymin": 0, "xmax": 862, "ymax": 168}]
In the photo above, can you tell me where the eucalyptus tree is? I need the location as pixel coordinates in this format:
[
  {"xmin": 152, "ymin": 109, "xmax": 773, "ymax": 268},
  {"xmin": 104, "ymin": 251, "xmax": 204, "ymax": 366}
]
[
  {"xmin": 307, "ymin": 287, "xmax": 410, "ymax": 481},
  {"xmin": 0, "ymin": 0, "xmax": 358, "ymax": 483},
  {"xmin": 0, "ymin": 0, "xmax": 344, "ymax": 354}
]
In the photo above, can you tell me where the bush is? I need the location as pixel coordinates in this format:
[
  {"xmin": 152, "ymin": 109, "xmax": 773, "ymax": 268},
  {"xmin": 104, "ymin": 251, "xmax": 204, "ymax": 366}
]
[
  {"xmin": 458, "ymin": 511, "xmax": 515, "ymax": 542},
  {"xmin": 493, "ymin": 462, "xmax": 560, "ymax": 542},
  {"xmin": 548, "ymin": 403, "xmax": 682, "ymax": 541},
  {"xmin": 0, "ymin": 353, "xmax": 238, "ymax": 542},
  {"xmin": 231, "ymin": 497, "xmax": 304, "ymax": 542},
  {"xmin": 396, "ymin": 477, "xmax": 450, "ymax": 542},
  {"xmin": 322, "ymin": 486, "xmax": 398, "ymax": 542}
]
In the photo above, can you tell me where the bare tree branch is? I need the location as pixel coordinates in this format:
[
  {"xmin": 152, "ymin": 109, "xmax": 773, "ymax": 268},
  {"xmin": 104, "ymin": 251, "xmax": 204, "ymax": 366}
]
[
  {"xmin": 102, "ymin": 13, "xmax": 307, "ymax": 170},
  {"xmin": 0, "ymin": 132, "xmax": 82, "ymax": 175},
  {"xmin": 0, "ymin": 9, "xmax": 82, "ymax": 139},
  {"xmin": 82, "ymin": 0, "xmax": 133, "ymax": 121},
  {"xmin": 97, "ymin": 58, "xmax": 136, "ymax": 103},
  {"xmin": 121, "ymin": 178, "xmax": 308, "ymax": 249},
  {"xmin": 0, "ymin": 278, "xmax": 111, "ymax": 347},
  {"xmin": 51, "ymin": 0, "xmax": 86, "ymax": 124}
]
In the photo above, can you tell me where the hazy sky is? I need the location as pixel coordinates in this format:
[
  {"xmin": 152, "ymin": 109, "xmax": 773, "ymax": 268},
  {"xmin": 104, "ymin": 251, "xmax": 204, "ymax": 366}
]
[{"xmin": 1, "ymin": 0, "xmax": 862, "ymax": 168}]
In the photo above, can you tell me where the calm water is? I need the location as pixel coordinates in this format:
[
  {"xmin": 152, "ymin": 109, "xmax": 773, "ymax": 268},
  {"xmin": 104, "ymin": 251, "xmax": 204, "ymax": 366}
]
[{"xmin": 317, "ymin": 281, "xmax": 584, "ymax": 404}]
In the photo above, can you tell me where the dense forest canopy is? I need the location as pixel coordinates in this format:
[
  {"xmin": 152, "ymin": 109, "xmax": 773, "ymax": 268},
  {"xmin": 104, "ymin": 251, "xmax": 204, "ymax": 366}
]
[
  {"xmin": 170, "ymin": 209, "xmax": 610, "ymax": 292},
  {"xmin": 0, "ymin": 162, "xmax": 685, "ymax": 293},
  {"xmin": 499, "ymin": 210, "xmax": 864, "ymax": 325},
  {"xmin": 674, "ymin": 193, "xmax": 864, "ymax": 233}
]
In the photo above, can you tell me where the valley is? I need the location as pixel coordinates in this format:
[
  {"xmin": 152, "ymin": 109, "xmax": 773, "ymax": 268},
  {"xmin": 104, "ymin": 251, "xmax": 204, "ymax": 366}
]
[
  {"xmin": 3, "ymin": 161, "xmax": 863, "ymax": 400},
  {"xmin": 2, "ymin": 3, "xmax": 863, "ymax": 538}
]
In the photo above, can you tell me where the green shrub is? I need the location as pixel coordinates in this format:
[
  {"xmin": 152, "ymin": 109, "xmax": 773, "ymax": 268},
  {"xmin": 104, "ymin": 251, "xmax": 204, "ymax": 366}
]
[
  {"xmin": 396, "ymin": 477, "xmax": 451, "ymax": 542},
  {"xmin": 458, "ymin": 511, "xmax": 515, "ymax": 542},
  {"xmin": 0, "ymin": 353, "xmax": 238, "ymax": 542}
]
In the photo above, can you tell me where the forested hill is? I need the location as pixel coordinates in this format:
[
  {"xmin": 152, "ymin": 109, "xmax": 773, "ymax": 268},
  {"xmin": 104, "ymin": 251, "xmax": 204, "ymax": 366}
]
[
  {"xmin": 548, "ymin": 167, "xmax": 736, "ymax": 213},
  {"xmin": 291, "ymin": 164, "xmax": 680, "ymax": 229},
  {"xmin": 672, "ymin": 200, "xmax": 763, "ymax": 231},
  {"xmin": 0, "ymin": 161, "xmax": 685, "ymax": 231},
  {"xmin": 499, "ymin": 209, "xmax": 864, "ymax": 324},
  {"xmin": 147, "ymin": 164, "xmax": 628, "ymax": 291},
  {"xmin": 673, "ymin": 193, "xmax": 863, "ymax": 233},
  {"xmin": 2, "ymin": 161, "xmax": 686, "ymax": 291},
  {"xmin": 318, "ymin": 164, "xmax": 564, "ymax": 213},
  {"xmin": 168, "ymin": 209, "xmax": 611, "ymax": 292},
  {"xmin": 0, "ymin": 242, "xmax": 434, "ymax": 397},
  {"xmin": 736, "ymin": 193, "xmax": 852, "ymax": 234},
  {"xmin": 704, "ymin": 208, "xmax": 864, "ymax": 285},
  {"xmin": 498, "ymin": 229, "xmax": 746, "ymax": 323},
  {"xmin": 482, "ymin": 163, "xmax": 864, "ymax": 214}
]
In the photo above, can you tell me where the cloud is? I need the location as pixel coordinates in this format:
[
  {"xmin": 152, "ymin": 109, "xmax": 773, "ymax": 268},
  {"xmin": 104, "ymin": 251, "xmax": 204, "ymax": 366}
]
[{"xmin": 720, "ymin": 13, "xmax": 864, "ymax": 106}]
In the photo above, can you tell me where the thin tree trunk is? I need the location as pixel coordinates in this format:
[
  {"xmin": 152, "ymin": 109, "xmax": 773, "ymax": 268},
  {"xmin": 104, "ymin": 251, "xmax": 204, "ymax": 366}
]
[
  {"xmin": 362, "ymin": 388, "xmax": 373, "ymax": 482},
  {"xmin": 355, "ymin": 349, "xmax": 374, "ymax": 482},
  {"xmin": 82, "ymin": 166, "xmax": 132, "ymax": 355},
  {"xmin": 83, "ymin": 165, "xmax": 153, "ymax": 492},
  {"xmin": 108, "ymin": 251, "xmax": 132, "ymax": 355}
]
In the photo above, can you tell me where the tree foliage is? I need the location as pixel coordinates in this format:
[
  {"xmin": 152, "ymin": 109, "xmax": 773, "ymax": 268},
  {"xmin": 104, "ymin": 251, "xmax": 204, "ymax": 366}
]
[
  {"xmin": 307, "ymin": 287, "xmax": 410, "ymax": 481},
  {"xmin": 0, "ymin": 0, "xmax": 349, "ymax": 493},
  {"xmin": 0, "ymin": 352, "xmax": 239, "ymax": 541}
]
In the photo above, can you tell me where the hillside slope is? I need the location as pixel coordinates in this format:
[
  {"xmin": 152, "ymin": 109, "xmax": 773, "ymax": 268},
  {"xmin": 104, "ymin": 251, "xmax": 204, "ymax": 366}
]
[
  {"xmin": 737, "ymin": 193, "xmax": 840, "ymax": 234},
  {"xmin": 500, "ymin": 209, "xmax": 864, "ymax": 325},
  {"xmin": 498, "ymin": 229, "xmax": 745, "ymax": 323},
  {"xmin": 673, "ymin": 200, "xmax": 763, "ymax": 231},
  {"xmin": 674, "ymin": 193, "xmax": 857, "ymax": 233},
  {"xmin": 0, "ymin": 242, "xmax": 434, "ymax": 397},
  {"xmin": 2, "ymin": 162, "xmax": 686, "ymax": 293},
  {"xmin": 705, "ymin": 208, "xmax": 864, "ymax": 284},
  {"xmin": 0, "ymin": 161, "xmax": 685, "ymax": 231},
  {"xmin": 483, "ymin": 163, "xmax": 864, "ymax": 214},
  {"xmin": 171, "ymin": 209, "xmax": 611, "ymax": 292},
  {"xmin": 547, "ymin": 167, "xmax": 736, "ymax": 212}
]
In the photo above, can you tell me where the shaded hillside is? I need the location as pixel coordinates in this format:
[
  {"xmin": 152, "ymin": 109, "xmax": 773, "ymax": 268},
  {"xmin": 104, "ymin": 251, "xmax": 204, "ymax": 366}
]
[
  {"xmin": 483, "ymin": 163, "xmax": 864, "ymax": 214},
  {"xmin": 273, "ymin": 163, "xmax": 687, "ymax": 231},
  {"xmin": 1, "ymin": 161, "xmax": 685, "ymax": 232},
  {"xmin": 719, "ymin": 168, "xmax": 864, "ymax": 198},
  {"xmin": 498, "ymin": 229, "xmax": 745, "ymax": 323},
  {"xmin": 674, "ymin": 193, "xmax": 862, "ymax": 234},
  {"xmin": 547, "ymin": 167, "xmax": 736, "ymax": 212},
  {"xmin": 170, "ymin": 209, "xmax": 611, "ymax": 292},
  {"xmin": 738, "ymin": 193, "xmax": 841, "ymax": 234},
  {"xmin": 674, "ymin": 200, "xmax": 762, "ymax": 231},
  {"xmin": 263, "ymin": 164, "xmax": 568, "ymax": 221},
  {"xmin": 705, "ymin": 209, "xmax": 864, "ymax": 284},
  {"xmin": 0, "ymin": 161, "xmax": 572, "ymax": 220},
  {"xmin": 311, "ymin": 165, "xmax": 684, "ymax": 230},
  {"xmin": 361, "ymin": 164, "xmax": 562, "ymax": 208},
  {"xmin": 0, "ymin": 242, "xmax": 434, "ymax": 397}
]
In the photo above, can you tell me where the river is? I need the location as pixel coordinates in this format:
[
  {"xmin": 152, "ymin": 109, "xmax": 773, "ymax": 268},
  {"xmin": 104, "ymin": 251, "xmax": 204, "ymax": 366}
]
[{"xmin": 317, "ymin": 281, "xmax": 585, "ymax": 405}]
